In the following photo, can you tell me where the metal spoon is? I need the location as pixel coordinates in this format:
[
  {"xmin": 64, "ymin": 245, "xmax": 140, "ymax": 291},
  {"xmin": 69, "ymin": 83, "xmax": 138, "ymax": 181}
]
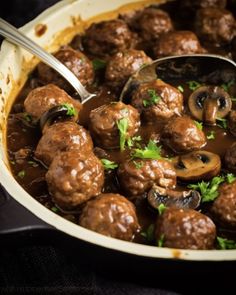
[
  {"xmin": 120, "ymin": 54, "xmax": 236, "ymax": 101},
  {"xmin": 0, "ymin": 18, "xmax": 95, "ymax": 104}
]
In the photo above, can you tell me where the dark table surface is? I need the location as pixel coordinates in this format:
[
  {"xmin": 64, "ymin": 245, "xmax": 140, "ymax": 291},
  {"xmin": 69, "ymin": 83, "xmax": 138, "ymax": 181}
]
[{"xmin": 0, "ymin": 1, "xmax": 236, "ymax": 294}]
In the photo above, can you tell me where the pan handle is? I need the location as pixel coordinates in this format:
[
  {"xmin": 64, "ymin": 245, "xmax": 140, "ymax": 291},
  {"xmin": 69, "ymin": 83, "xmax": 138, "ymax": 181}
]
[{"xmin": 0, "ymin": 184, "xmax": 54, "ymax": 234}]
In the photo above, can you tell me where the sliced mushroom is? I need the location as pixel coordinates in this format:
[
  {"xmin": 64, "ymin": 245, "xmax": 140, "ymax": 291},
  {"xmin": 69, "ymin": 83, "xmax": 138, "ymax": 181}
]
[
  {"xmin": 172, "ymin": 150, "xmax": 221, "ymax": 182},
  {"xmin": 188, "ymin": 86, "xmax": 232, "ymax": 125},
  {"xmin": 40, "ymin": 104, "xmax": 78, "ymax": 132},
  {"xmin": 148, "ymin": 184, "xmax": 201, "ymax": 210}
]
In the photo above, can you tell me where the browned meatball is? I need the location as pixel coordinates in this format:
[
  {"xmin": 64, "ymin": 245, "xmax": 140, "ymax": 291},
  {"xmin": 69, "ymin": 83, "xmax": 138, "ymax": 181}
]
[
  {"xmin": 131, "ymin": 79, "xmax": 183, "ymax": 122},
  {"xmin": 225, "ymin": 142, "xmax": 236, "ymax": 172},
  {"xmin": 136, "ymin": 8, "xmax": 173, "ymax": 42},
  {"xmin": 105, "ymin": 49, "xmax": 152, "ymax": 89},
  {"xmin": 79, "ymin": 193, "xmax": 140, "ymax": 241},
  {"xmin": 211, "ymin": 181, "xmax": 236, "ymax": 228},
  {"xmin": 155, "ymin": 208, "xmax": 216, "ymax": 250},
  {"xmin": 83, "ymin": 19, "xmax": 137, "ymax": 57},
  {"xmin": 153, "ymin": 31, "xmax": 205, "ymax": 58},
  {"xmin": 161, "ymin": 116, "xmax": 206, "ymax": 154},
  {"xmin": 89, "ymin": 102, "xmax": 140, "ymax": 149},
  {"xmin": 35, "ymin": 121, "xmax": 93, "ymax": 166},
  {"xmin": 228, "ymin": 110, "xmax": 236, "ymax": 136},
  {"xmin": 180, "ymin": 0, "xmax": 226, "ymax": 11},
  {"xmin": 118, "ymin": 158, "xmax": 176, "ymax": 196},
  {"xmin": 37, "ymin": 47, "xmax": 94, "ymax": 92},
  {"xmin": 24, "ymin": 84, "xmax": 82, "ymax": 120},
  {"xmin": 46, "ymin": 150, "xmax": 104, "ymax": 210},
  {"xmin": 195, "ymin": 8, "xmax": 236, "ymax": 45}
]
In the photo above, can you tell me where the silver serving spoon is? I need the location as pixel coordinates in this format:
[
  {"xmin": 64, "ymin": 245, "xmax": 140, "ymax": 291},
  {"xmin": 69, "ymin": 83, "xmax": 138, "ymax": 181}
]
[
  {"xmin": 120, "ymin": 54, "xmax": 236, "ymax": 101},
  {"xmin": 0, "ymin": 18, "xmax": 96, "ymax": 104}
]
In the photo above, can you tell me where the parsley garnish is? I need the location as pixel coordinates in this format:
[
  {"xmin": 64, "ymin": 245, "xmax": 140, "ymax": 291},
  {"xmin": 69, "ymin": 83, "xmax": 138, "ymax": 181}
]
[
  {"xmin": 143, "ymin": 89, "xmax": 161, "ymax": 107},
  {"xmin": 217, "ymin": 237, "xmax": 236, "ymax": 250},
  {"xmin": 133, "ymin": 160, "xmax": 144, "ymax": 169},
  {"xmin": 17, "ymin": 170, "xmax": 26, "ymax": 179},
  {"xmin": 101, "ymin": 159, "xmax": 118, "ymax": 170},
  {"xmin": 132, "ymin": 140, "xmax": 162, "ymax": 160},
  {"xmin": 92, "ymin": 59, "xmax": 106, "ymax": 70},
  {"xmin": 23, "ymin": 113, "xmax": 32, "ymax": 122},
  {"xmin": 177, "ymin": 85, "xmax": 184, "ymax": 93},
  {"xmin": 216, "ymin": 117, "xmax": 227, "ymax": 129},
  {"xmin": 117, "ymin": 117, "xmax": 128, "ymax": 151},
  {"xmin": 221, "ymin": 80, "xmax": 235, "ymax": 92},
  {"xmin": 226, "ymin": 173, "xmax": 236, "ymax": 184},
  {"xmin": 157, "ymin": 234, "xmax": 165, "ymax": 247},
  {"xmin": 28, "ymin": 161, "xmax": 39, "ymax": 168},
  {"xmin": 188, "ymin": 176, "xmax": 225, "ymax": 203},
  {"xmin": 194, "ymin": 120, "xmax": 203, "ymax": 130},
  {"xmin": 186, "ymin": 81, "xmax": 201, "ymax": 91},
  {"xmin": 51, "ymin": 206, "xmax": 59, "ymax": 213},
  {"xmin": 141, "ymin": 224, "xmax": 155, "ymax": 242},
  {"xmin": 207, "ymin": 131, "xmax": 215, "ymax": 140},
  {"xmin": 127, "ymin": 135, "xmax": 142, "ymax": 148},
  {"xmin": 61, "ymin": 103, "xmax": 77, "ymax": 117},
  {"xmin": 157, "ymin": 203, "xmax": 166, "ymax": 215}
]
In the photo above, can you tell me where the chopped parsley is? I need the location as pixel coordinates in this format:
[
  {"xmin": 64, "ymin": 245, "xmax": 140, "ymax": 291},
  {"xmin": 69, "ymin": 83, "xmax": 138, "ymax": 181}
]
[
  {"xmin": 216, "ymin": 117, "xmax": 227, "ymax": 129},
  {"xmin": 51, "ymin": 206, "xmax": 59, "ymax": 213},
  {"xmin": 117, "ymin": 117, "xmax": 129, "ymax": 151},
  {"xmin": 217, "ymin": 237, "xmax": 236, "ymax": 250},
  {"xmin": 157, "ymin": 203, "xmax": 166, "ymax": 215},
  {"xmin": 207, "ymin": 131, "xmax": 215, "ymax": 140},
  {"xmin": 226, "ymin": 173, "xmax": 236, "ymax": 184},
  {"xmin": 157, "ymin": 234, "xmax": 165, "ymax": 247},
  {"xmin": 194, "ymin": 120, "xmax": 203, "ymax": 130},
  {"xmin": 17, "ymin": 170, "xmax": 26, "ymax": 179},
  {"xmin": 132, "ymin": 140, "xmax": 162, "ymax": 160},
  {"xmin": 127, "ymin": 135, "xmax": 142, "ymax": 148},
  {"xmin": 143, "ymin": 89, "xmax": 161, "ymax": 107},
  {"xmin": 186, "ymin": 81, "xmax": 202, "ymax": 91},
  {"xmin": 61, "ymin": 103, "xmax": 77, "ymax": 117},
  {"xmin": 92, "ymin": 59, "xmax": 106, "ymax": 70},
  {"xmin": 101, "ymin": 159, "xmax": 118, "ymax": 170},
  {"xmin": 141, "ymin": 224, "xmax": 155, "ymax": 242},
  {"xmin": 188, "ymin": 176, "xmax": 225, "ymax": 203},
  {"xmin": 28, "ymin": 161, "xmax": 39, "ymax": 168},
  {"xmin": 221, "ymin": 80, "xmax": 235, "ymax": 92},
  {"xmin": 23, "ymin": 113, "xmax": 32, "ymax": 122},
  {"xmin": 133, "ymin": 160, "xmax": 144, "ymax": 169},
  {"xmin": 177, "ymin": 85, "xmax": 184, "ymax": 93}
]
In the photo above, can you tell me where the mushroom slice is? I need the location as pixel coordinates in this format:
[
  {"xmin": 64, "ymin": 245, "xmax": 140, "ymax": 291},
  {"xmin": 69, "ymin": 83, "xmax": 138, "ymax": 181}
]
[
  {"xmin": 172, "ymin": 150, "xmax": 221, "ymax": 182},
  {"xmin": 148, "ymin": 185, "xmax": 201, "ymax": 210},
  {"xmin": 40, "ymin": 104, "xmax": 78, "ymax": 132},
  {"xmin": 188, "ymin": 86, "xmax": 232, "ymax": 125}
]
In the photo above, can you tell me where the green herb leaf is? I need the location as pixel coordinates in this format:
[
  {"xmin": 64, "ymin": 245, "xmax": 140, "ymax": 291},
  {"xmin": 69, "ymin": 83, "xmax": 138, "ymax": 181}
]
[
  {"xmin": 23, "ymin": 113, "xmax": 32, "ymax": 122},
  {"xmin": 194, "ymin": 120, "xmax": 203, "ymax": 130},
  {"xmin": 117, "ymin": 117, "xmax": 128, "ymax": 151},
  {"xmin": 216, "ymin": 118, "xmax": 227, "ymax": 129},
  {"xmin": 188, "ymin": 176, "xmax": 225, "ymax": 203},
  {"xmin": 141, "ymin": 224, "xmax": 155, "ymax": 242},
  {"xmin": 207, "ymin": 131, "xmax": 215, "ymax": 140},
  {"xmin": 157, "ymin": 234, "xmax": 165, "ymax": 247},
  {"xmin": 177, "ymin": 85, "xmax": 184, "ymax": 93},
  {"xmin": 221, "ymin": 80, "xmax": 235, "ymax": 92},
  {"xmin": 143, "ymin": 89, "xmax": 161, "ymax": 107},
  {"xmin": 51, "ymin": 206, "xmax": 59, "ymax": 213},
  {"xmin": 226, "ymin": 173, "xmax": 236, "ymax": 184},
  {"xmin": 132, "ymin": 140, "xmax": 162, "ymax": 160},
  {"xmin": 217, "ymin": 236, "xmax": 236, "ymax": 250},
  {"xmin": 61, "ymin": 103, "xmax": 77, "ymax": 117},
  {"xmin": 92, "ymin": 59, "xmax": 106, "ymax": 70},
  {"xmin": 101, "ymin": 159, "xmax": 118, "ymax": 170},
  {"xmin": 17, "ymin": 170, "xmax": 25, "ymax": 179},
  {"xmin": 157, "ymin": 203, "xmax": 166, "ymax": 215},
  {"xmin": 186, "ymin": 81, "xmax": 202, "ymax": 91},
  {"xmin": 133, "ymin": 160, "xmax": 144, "ymax": 169},
  {"xmin": 127, "ymin": 135, "xmax": 142, "ymax": 148},
  {"xmin": 28, "ymin": 160, "xmax": 39, "ymax": 168}
]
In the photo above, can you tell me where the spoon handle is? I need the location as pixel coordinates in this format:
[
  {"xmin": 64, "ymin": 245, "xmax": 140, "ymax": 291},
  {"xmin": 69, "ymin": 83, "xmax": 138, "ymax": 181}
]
[{"xmin": 0, "ymin": 18, "xmax": 95, "ymax": 103}]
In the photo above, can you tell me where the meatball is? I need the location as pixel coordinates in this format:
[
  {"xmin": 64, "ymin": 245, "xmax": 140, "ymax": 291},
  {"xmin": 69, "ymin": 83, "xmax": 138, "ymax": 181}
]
[
  {"xmin": 131, "ymin": 79, "xmax": 183, "ymax": 122},
  {"xmin": 180, "ymin": 0, "xmax": 226, "ymax": 11},
  {"xmin": 118, "ymin": 158, "xmax": 176, "ymax": 196},
  {"xmin": 211, "ymin": 181, "xmax": 236, "ymax": 228},
  {"xmin": 136, "ymin": 8, "xmax": 173, "ymax": 42},
  {"xmin": 228, "ymin": 110, "xmax": 236, "ymax": 136},
  {"xmin": 35, "ymin": 121, "xmax": 93, "ymax": 166},
  {"xmin": 155, "ymin": 208, "xmax": 216, "ymax": 250},
  {"xmin": 46, "ymin": 150, "xmax": 104, "ymax": 210},
  {"xmin": 225, "ymin": 142, "xmax": 236, "ymax": 172},
  {"xmin": 79, "ymin": 193, "xmax": 140, "ymax": 241},
  {"xmin": 24, "ymin": 84, "xmax": 82, "ymax": 120},
  {"xmin": 195, "ymin": 8, "xmax": 236, "ymax": 45},
  {"xmin": 105, "ymin": 49, "xmax": 152, "ymax": 89},
  {"xmin": 37, "ymin": 47, "xmax": 94, "ymax": 92},
  {"xmin": 83, "ymin": 19, "xmax": 137, "ymax": 57},
  {"xmin": 161, "ymin": 116, "xmax": 206, "ymax": 154},
  {"xmin": 89, "ymin": 101, "xmax": 140, "ymax": 149},
  {"xmin": 153, "ymin": 31, "xmax": 205, "ymax": 58}
]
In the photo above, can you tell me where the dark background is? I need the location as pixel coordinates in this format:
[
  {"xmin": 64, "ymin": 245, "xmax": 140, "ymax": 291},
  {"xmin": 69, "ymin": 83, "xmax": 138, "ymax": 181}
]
[{"xmin": 0, "ymin": 1, "xmax": 236, "ymax": 294}]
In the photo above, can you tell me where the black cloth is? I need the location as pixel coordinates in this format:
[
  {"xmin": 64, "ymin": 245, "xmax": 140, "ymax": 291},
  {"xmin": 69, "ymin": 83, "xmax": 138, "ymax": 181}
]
[{"xmin": 0, "ymin": 1, "xmax": 235, "ymax": 294}]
